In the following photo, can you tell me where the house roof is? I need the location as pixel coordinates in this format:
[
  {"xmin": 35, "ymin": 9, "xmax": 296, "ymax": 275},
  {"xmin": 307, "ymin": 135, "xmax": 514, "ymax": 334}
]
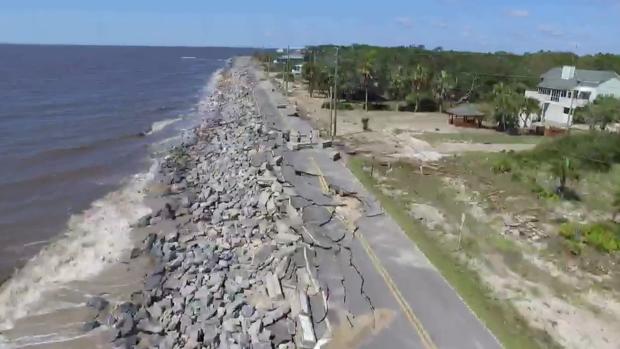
[
  {"xmin": 446, "ymin": 104, "xmax": 484, "ymax": 117},
  {"xmin": 538, "ymin": 67, "xmax": 619, "ymax": 90}
]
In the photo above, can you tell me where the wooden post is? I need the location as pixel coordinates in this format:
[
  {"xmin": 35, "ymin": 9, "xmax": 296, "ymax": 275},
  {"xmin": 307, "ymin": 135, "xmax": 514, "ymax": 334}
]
[
  {"xmin": 370, "ymin": 156, "xmax": 375, "ymax": 178},
  {"xmin": 457, "ymin": 213, "xmax": 466, "ymax": 250},
  {"xmin": 329, "ymin": 86, "xmax": 334, "ymax": 137}
]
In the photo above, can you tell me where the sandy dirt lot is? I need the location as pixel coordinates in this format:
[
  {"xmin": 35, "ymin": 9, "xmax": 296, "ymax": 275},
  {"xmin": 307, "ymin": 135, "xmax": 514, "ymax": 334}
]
[{"xmin": 282, "ymin": 79, "xmax": 537, "ymax": 162}]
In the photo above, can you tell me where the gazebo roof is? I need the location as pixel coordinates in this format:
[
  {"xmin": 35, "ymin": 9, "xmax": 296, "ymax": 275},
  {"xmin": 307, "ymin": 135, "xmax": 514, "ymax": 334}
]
[{"xmin": 446, "ymin": 104, "xmax": 484, "ymax": 117}]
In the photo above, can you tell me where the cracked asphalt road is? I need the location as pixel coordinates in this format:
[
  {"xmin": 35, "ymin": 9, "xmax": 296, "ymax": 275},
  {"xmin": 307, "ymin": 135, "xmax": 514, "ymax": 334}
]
[{"xmin": 247, "ymin": 58, "xmax": 502, "ymax": 349}]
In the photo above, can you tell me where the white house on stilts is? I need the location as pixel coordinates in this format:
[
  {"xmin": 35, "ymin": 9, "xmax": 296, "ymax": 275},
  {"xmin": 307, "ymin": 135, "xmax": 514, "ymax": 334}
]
[{"xmin": 523, "ymin": 66, "xmax": 620, "ymax": 128}]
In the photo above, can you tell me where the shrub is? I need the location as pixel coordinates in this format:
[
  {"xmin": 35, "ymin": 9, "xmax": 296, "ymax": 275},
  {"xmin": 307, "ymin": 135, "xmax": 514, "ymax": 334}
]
[
  {"xmin": 491, "ymin": 157, "xmax": 513, "ymax": 173},
  {"xmin": 522, "ymin": 132, "xmax": 620, "ymax": 172},
  {"xmin": 398, "ymin": 92, "xmax": 438, "ymax": 112},
  {"xmin": 531, "ymin": 183, "xmax": 560, "ymax": 201},
  {"xmin": 367, "ymin": 103, "xmax": 392, "ymax": 111},
  {"xmin": 565, "ymin": 239, "xmax": 583, "ymax": 255},
  {"xmin": 559, "ymin": 222, "xmax": 620, "ymax": 253},
  {"xmin": 320, "ymin": 101, "xmax": 354, "ymax": 110},
  {"xmin": 583, "ymin": 223, "xmax": 620, "ymax": 253}
]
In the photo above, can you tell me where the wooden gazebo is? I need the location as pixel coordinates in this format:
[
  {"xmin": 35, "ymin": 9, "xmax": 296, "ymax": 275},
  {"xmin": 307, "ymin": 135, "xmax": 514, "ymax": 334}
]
[{"xmin": 447, "ymin": 104, "xmax": 485, "ymax": 128}]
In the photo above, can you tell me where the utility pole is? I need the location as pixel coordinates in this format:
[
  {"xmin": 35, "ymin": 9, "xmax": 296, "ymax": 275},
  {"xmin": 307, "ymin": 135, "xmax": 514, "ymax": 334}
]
[
  {"xmin": 567, "ymin": 88, "xmax": 577, "ymax": 134},
  {"xmin": 285, "ymin": 46, "xmax": 290, "ymax": 97},
  {"xmin": 329, "ymin": 86, "xmax": 334, "ymax": 137},
  {"xmin": 332, "ymin": 47, "xmax": 339, "ymax": 141}
]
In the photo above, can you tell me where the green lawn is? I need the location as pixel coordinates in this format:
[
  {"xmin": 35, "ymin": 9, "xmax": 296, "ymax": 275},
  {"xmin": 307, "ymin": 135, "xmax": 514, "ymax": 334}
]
[{"xmin": 348, "ymin": 156, "xmax": 560, "ymax": 349}]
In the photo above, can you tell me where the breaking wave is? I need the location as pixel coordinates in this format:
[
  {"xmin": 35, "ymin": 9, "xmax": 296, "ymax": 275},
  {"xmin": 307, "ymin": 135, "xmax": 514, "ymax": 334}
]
[
  {"xmin": 0, "ymin": 161, "xmax": 156, "ymax": 331},
  {"xmin": 146, "ymin": 117, "xmax": 183, "ymax": 135}
]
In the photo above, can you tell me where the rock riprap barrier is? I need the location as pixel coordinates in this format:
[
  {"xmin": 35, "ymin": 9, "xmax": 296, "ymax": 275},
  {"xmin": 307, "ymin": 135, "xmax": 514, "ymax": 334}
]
[{"xmin": 85, "ymin": 67, "xmax": 325, "ymax": 349}]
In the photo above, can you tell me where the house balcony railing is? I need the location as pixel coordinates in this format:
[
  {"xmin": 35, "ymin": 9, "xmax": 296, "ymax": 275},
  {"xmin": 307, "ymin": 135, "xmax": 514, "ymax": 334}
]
[{"xmin": 524, "ymin": 90, "xmax": 589, "ymax": 108}]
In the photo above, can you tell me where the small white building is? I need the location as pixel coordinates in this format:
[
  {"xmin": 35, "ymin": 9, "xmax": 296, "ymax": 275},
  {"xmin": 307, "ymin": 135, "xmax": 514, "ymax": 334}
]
[
  {"xmin": 524, "ymin": 66, "xmax": 620, "ymax": 127},
  {"xmin": 291, "ymin": 63, "xmax": 304, "ymax": 75}
]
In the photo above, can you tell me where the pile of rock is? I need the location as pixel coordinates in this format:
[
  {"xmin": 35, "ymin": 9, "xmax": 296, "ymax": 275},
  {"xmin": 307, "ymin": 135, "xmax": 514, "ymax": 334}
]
[
  {"xmin": 503, "ymin": 214, "xmax": 547, "ymax": 241},
  {"xmin": 89, "ymin": 66, "xmax": 324, "ymax": 348}
]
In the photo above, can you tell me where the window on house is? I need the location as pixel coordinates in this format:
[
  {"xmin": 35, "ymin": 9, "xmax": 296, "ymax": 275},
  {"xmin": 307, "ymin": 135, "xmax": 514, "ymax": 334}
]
[
  {"xmin": 580, "ymin": 91, "xmax": 591, "ymax": 100},
  {"xmin": 563, "ymin": 107, "xmax": 570, "ymax": 114},
  {"xmin": 567, "ymin": 91, "xmax": 571, "ymax": 98},
  {"xmin": 561, "ymin": 90, "xmax": 567, "ymax": 97}
]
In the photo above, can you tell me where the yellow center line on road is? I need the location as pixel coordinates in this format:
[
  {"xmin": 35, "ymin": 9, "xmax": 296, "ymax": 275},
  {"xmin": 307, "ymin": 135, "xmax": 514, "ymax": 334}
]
[
  {"xmin": 354, "ymin": 227, "xmax": 438, "ymax": 349},
  {"xmin": 310, "ymin": 156, "xmax": 330, "ymax": 194},
  {"xmin": 311, "ymin": 155, "xmax": 438, "ymax": 349}
]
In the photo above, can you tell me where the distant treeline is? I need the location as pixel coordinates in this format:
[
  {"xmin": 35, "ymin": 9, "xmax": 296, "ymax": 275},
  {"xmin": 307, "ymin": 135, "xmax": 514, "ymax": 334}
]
[{"xmin": 256, "ymin": 45, "xmax": 620, "ymax": 106}]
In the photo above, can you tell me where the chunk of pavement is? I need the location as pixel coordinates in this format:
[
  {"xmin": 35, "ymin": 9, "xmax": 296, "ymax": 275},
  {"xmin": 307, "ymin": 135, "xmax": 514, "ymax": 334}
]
[
  {"xmin": 275, "ymin": 220, "xmax": 290, "ymax": 235},
  {"xmin": 265, "ymin": 272, "xmax": 283, "ymax": 301},
  {"xmin": 275, "ymin": 232, "xmax": 300, "ymax": 244},
  {"xmin": 320, "ymin": 140, "xmax": 333, "ymax": 149},
  {"xmin": 86, "ymin": 296, "xmax": 109, "ymax": 311},
  {"xmin": 222, "ymin": 318, "xmax": 239, "ymax": 332},
  {"xmin": 248, "ymin": 320, "xmax": 262, "ymax": 342},
  {"xmin": 299, "ymin": 290, "xmax": 310, "ymax": 315},
  {"xmin": 241, "ymin": 304, "xmax": 254, "ymax": 318},
  {"xmin": 203, "ymin": 325, "xmax": 219, "ymax": 345},
  {"xmin": 118, "ymin": 313, "xmax": 135, "ymax": 337},
  {"xmin": 297, "ymin": 314, "xmax": 316, "ymax": 348},
  {"xmin": 329, "ymin": 151, "xmax": 341, "ymax": 161},
  {"xmin": 136, "ymin": 318, "xmax": 164, "ymax": 334},
  {"xmin": 263, "ymin": 304, "xmax": 291, "ymax": 326},
  {"xmin": 267, "ymin": 321, "xmax": 293, "ymax": 346}
]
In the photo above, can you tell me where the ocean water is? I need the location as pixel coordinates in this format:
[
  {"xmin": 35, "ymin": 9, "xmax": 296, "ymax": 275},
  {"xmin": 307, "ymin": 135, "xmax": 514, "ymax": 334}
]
[{"xmin": 0, "ymin": 44, "xmax": 252, "ymax": 329}]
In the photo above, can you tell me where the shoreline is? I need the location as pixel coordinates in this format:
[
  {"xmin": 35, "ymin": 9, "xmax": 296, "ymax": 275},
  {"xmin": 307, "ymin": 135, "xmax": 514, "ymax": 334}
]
[
  {"xmin": 0, "ymin": 63, "xmax": 228, "ymax": 346},
  {"xmin": 1, "ymin": 57, "xmax": 332, "ymax": 349},
  {"xmin": 0, "ymin": 45, "xmax": 235, "ymax": 287}
]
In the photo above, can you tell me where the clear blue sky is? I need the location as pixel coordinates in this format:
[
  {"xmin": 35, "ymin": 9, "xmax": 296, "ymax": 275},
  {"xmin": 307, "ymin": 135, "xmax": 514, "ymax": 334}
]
[{"xmin": 1, "ymin": 0, "xmax": 619, "ymax": 54}]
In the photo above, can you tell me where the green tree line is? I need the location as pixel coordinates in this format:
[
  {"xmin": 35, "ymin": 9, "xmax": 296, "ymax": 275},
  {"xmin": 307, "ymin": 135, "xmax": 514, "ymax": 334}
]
[{"xmin": 299, "ymin": 45, "xmax": 620, "ymax": 113}]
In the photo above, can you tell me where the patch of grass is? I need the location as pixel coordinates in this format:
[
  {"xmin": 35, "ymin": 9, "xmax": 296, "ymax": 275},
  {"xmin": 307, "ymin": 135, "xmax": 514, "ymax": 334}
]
[
  {"xmin": 348, "ymin": 156, "xmax": 560, "ymax": 349},
  {"xmin": 530, "ymin": 182, "xmax": 560, "ymax": 201},
  {"xmin": 560, "ymin": 222, "xmax": 620, "ymax": 253},
  {"xmin": 491, "ymin": 156, "xmax": 515, "ymax": 174},
  {"xmin": 416, "ymin": 132, "xmax": 545, "ymax": 145}
]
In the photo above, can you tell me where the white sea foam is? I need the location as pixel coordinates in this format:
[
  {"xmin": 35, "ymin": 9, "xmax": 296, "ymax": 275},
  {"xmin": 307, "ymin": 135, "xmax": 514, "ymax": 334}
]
[
  {"xmin": 146, "ymin": 117, "xmax": 183, "ymax": 135},
  {"xmin": 0, "ymin": 161, "xmax": 156, "ymax": 331}
]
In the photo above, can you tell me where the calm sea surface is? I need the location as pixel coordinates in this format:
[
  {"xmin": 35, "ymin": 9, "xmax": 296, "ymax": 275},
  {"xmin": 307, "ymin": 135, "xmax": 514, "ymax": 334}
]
[{"xmin": 0, "ymin": 44, "xmax": 253, "ymax": 280}]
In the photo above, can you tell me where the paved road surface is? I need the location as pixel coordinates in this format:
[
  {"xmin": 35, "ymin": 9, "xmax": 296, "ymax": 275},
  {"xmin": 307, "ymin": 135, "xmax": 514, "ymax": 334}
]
[{"xmin": 246, "ymin": 57, "xmax": 502, "ymax": 349}]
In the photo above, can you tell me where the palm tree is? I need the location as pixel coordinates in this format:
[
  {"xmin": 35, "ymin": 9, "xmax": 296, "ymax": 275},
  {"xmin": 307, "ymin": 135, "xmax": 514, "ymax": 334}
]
[
  {"xmin": 388, "ymin": 65, "xmax": 407, "ymax": 100},
  {"xmin": 550, "ymin": 157, "xmax": 579, "ymax": 197},
  {"xmin": 359, "ymin": 52, "xmax": 376, "ymax": 112},
  {"xmin": 492, "ymin": 82, "xmax": 519, "ymax": 130},
  {"xmin": 581, "ymin": 96, "xmax": 620, "ymax": 130},
  {"xmin": 411, "ymin": 64, "xmax": 429, "ymax": 112},
  {"xmin": 432, "ymin": 70, "xmax": 454, "ymax": 113},
  {"xmin": 518, "ymin": 96, "xmax": 541, "ymax": 128},
  {"xmin": 302, "ymin": 62, "xmax": 318, "ymax": 97}
]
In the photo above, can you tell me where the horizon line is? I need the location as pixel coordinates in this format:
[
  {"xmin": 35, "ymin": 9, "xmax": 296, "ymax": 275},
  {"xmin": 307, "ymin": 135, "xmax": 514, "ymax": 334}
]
[{"xmin": 0, "ymin": 41, "xmax": 616, "ymax": 57}]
